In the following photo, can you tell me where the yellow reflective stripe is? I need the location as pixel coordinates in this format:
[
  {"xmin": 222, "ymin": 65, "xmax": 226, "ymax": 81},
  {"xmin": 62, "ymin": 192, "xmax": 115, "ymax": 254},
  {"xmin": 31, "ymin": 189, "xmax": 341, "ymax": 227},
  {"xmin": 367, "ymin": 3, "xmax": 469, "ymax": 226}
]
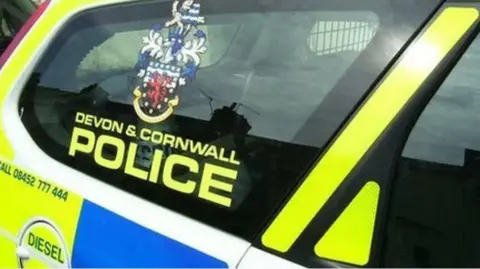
[
  {"xmin": 314, "ymin": 181, "xmax": 380, "ymax": 266},
  {"xmin": 261, "ymin": 7, "xmax": 479, "ymax": 253}
]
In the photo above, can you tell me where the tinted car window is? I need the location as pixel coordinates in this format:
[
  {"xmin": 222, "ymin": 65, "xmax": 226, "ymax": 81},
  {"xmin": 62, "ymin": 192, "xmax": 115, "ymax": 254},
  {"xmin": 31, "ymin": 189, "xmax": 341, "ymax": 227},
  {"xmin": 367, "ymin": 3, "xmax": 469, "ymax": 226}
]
[
  {"xmin": 383, "ymin": 34, "xmax": 480, "ymax": 267},
  {"xmin": 19, "ymin": 0, "xmax": 440, "ymax": 239}
]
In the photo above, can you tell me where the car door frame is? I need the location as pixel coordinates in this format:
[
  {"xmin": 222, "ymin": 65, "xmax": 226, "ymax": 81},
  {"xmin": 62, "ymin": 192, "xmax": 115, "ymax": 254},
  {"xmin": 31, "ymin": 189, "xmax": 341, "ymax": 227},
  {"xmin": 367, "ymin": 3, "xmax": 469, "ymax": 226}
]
[{"xmin": 0, "ymin": 0, "xmax": 250, "ymax": 267}]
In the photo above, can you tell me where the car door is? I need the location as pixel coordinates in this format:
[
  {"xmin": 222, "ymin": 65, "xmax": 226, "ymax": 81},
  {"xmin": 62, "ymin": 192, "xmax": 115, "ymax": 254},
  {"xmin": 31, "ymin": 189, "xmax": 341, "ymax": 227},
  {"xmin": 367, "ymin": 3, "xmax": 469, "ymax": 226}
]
[
  {"xmin": 0, "ymin": 0, "xmax": 444, "ymax": 267},
  {"xmin": 0, "ymin": 0, "xmax": 249, "ymax": 267},
  {"xmin": 241, "ymin": 1, "xmax": 480, "ymax": 268}
]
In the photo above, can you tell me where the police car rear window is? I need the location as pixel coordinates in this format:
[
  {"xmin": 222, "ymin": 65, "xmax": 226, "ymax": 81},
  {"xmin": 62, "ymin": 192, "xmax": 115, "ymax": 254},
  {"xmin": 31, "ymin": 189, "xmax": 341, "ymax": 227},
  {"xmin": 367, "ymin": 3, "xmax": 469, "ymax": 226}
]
[{"xmin": 19, "ymin": 0, "xmax": 440, "ymax": 239}]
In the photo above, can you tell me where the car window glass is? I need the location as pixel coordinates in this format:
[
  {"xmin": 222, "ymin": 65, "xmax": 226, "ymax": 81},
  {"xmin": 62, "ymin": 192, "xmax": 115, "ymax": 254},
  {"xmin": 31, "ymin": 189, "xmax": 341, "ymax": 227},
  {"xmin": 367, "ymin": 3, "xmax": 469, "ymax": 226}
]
[
  {"xmin": 383, "ymin": 34, "xmax": 480, "ymax": 267},
  {"xmin": 19, "ymin": 0, "xmax": 440, "ymax": 239},
  {"xmin": 37, "ymin": 10, "xmax": 379, "ymax": 145}
]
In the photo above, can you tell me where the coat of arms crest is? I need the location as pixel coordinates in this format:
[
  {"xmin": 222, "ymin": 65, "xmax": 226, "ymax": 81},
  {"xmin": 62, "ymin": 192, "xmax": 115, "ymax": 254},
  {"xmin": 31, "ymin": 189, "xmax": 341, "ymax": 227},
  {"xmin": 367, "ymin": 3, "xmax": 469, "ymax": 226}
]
[{"xmin": 133, "ymin": 0, "xmax": 207, "ymax": 123}]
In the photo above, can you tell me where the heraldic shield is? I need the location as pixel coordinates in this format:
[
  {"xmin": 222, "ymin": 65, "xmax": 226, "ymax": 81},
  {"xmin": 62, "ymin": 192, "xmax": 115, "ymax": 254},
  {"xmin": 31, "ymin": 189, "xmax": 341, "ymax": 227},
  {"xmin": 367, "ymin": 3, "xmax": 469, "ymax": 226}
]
[{"xmin": 133, "ymin": 0, "xmax": 207, "ymax": 124}]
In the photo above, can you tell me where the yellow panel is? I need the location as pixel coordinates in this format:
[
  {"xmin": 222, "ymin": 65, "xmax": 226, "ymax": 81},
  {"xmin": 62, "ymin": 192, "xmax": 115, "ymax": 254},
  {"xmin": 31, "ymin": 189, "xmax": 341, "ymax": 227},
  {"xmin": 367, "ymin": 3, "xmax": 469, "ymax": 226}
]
[
  {"xmin": 314, "ymin": 181, "xmax": 380, "ymax": 266},
  {"xmin": 261, "ymin": 7, "xmax": 479, "ymax": 253},
  {"xmin": 0, "ymin": 156, "xmax": 83, "ymax": 267},
  {"xmin": 0, "ymin": 230, "xmax": 17, "ymax": 268},
  {"xmin": 0, "ymin": 1, "xmax": 99, "ymax": 266}
]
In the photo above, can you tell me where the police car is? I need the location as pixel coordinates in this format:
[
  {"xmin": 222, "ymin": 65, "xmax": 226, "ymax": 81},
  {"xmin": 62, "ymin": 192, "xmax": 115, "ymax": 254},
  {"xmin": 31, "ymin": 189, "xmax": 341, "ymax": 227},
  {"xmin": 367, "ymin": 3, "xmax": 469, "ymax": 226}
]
[{"xmin": 1, "ymin": 0, "xmax": 480, "ymax": 267}]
